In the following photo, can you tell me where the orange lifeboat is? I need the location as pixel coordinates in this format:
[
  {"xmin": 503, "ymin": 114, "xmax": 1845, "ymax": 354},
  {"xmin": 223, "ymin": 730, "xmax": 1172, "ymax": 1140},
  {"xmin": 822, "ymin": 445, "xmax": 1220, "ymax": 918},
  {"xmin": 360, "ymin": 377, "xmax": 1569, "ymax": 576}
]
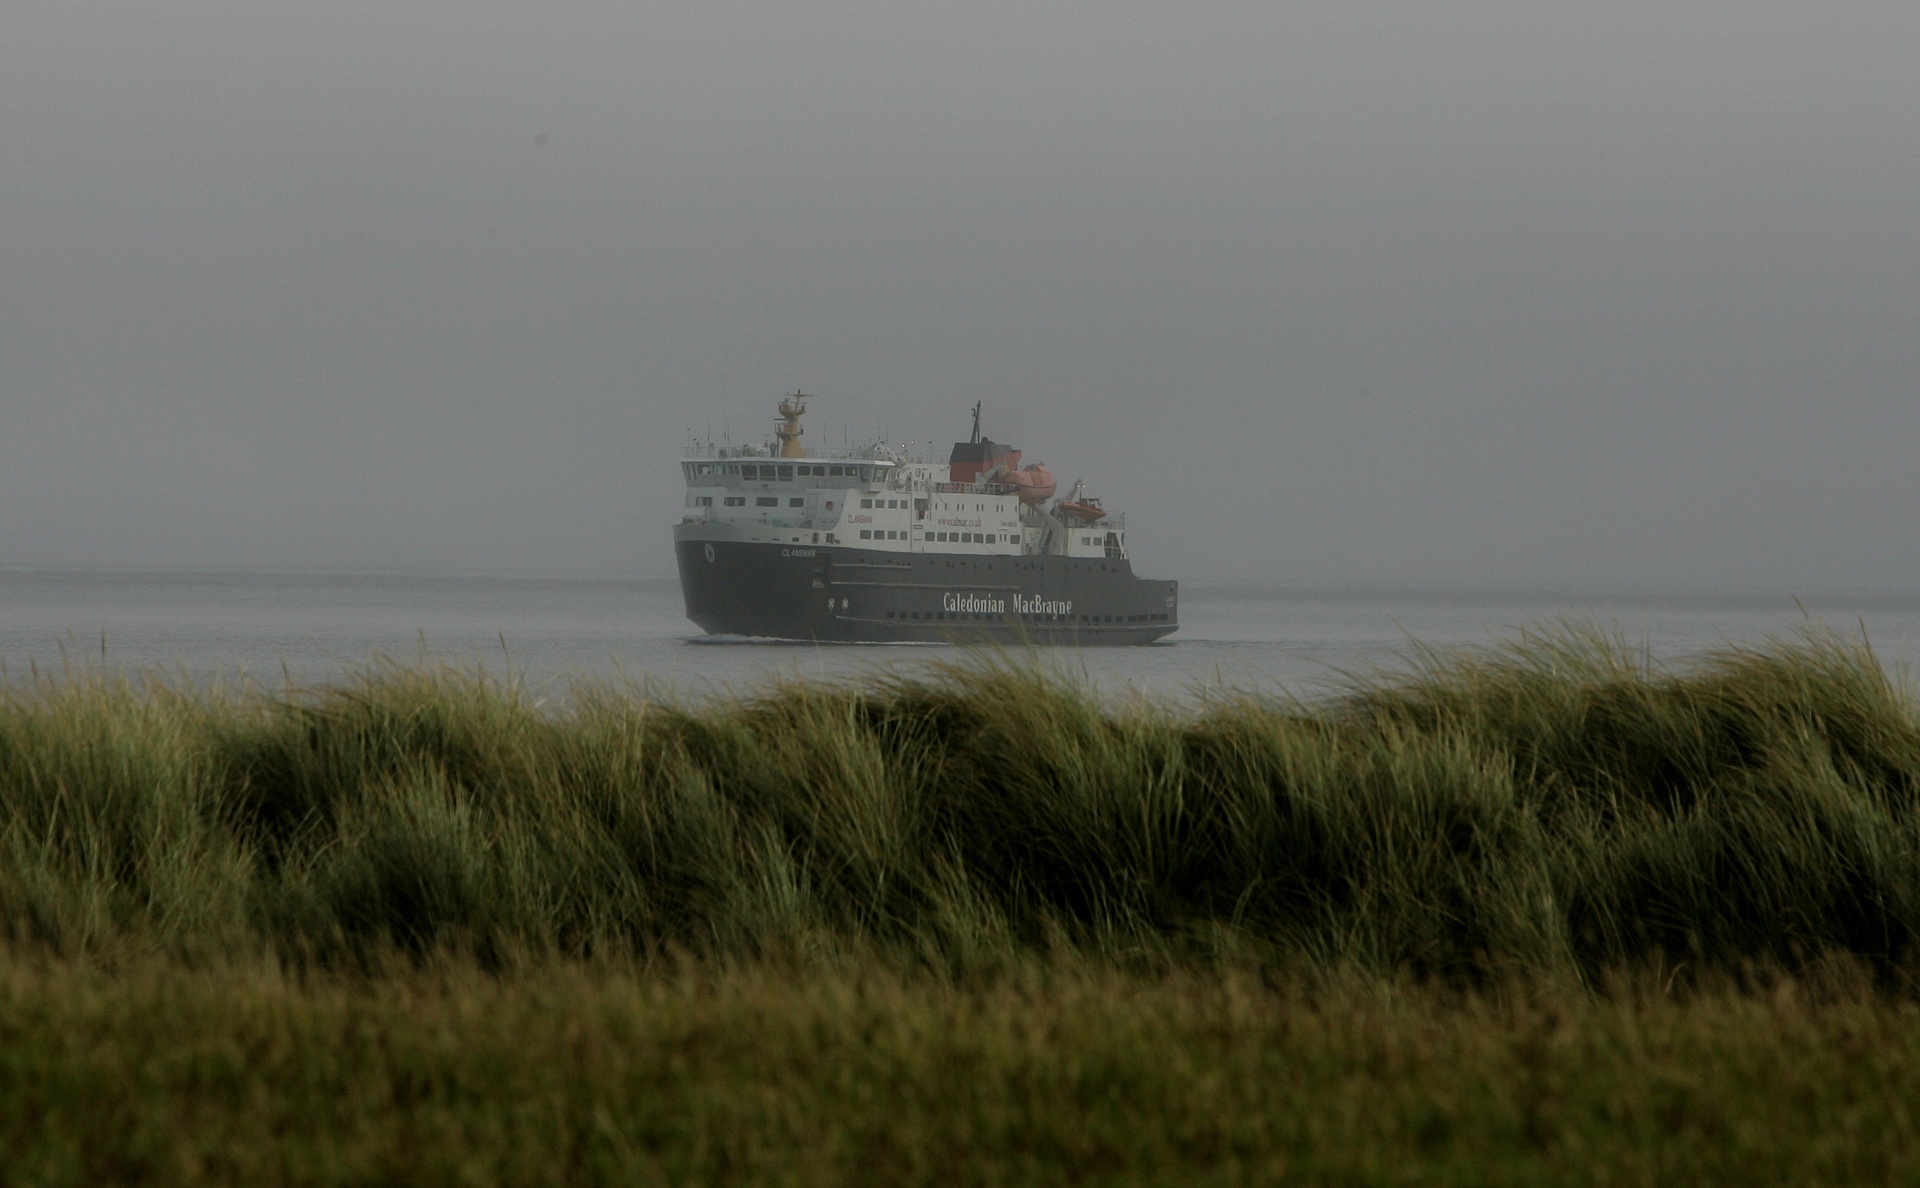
[
  {"xmin": 1006, "ymin": 462, "xmax": 1056, "ymax": 504},
  {"xmin": 979, "ymin": 458, "xmax": 1057, "ymax": 504},
  {"xmin": 1057, "ymin": 498, "xmax": 1105, "ymax": 524},
  {"xmin": 1054, "ymin": 478, "xmax": 1107, "ymax": 524}
]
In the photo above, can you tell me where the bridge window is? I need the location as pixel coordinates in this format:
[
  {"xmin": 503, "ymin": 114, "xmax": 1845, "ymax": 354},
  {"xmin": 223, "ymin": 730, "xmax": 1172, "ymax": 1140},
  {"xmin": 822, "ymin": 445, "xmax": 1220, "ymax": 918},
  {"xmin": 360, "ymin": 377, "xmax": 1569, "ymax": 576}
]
[
  {"xmin": 694, "ymin": 496, "xmax": 713, "ymax": 506},
  {"xmin": 789, "ymin": 497, "xmax": 803, "ymax": 507},
  {"xmin": 724, "ymin": 496, "xmax": 745, "ymax": 507},
  {"xmin": 756, "ymin": 496, "xmax": 777, "ymax": 507},
  {"xmin": 861, "ymin": 499, "xmax": 873, "ymax": 509}
]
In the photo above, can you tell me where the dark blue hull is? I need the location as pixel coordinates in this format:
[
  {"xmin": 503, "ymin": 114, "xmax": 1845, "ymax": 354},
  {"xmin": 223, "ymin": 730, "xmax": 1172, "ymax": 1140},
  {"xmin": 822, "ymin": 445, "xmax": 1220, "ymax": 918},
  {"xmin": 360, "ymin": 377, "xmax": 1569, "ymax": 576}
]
[{"xmin": 674, "ymin": 539, "xmax": 1178, "ymax": 644}]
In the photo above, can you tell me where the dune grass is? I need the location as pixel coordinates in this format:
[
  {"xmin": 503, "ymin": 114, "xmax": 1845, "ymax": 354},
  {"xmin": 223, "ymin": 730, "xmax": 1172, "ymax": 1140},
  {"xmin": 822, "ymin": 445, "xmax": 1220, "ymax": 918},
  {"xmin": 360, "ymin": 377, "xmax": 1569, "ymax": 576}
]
[
  {"xmin": 1, "ymin": 626, "xmax": 1917, "ymax": 982},
  {"xmin": 5, "ymin": 627, "xmax": 1920, "ymax": 1182}
]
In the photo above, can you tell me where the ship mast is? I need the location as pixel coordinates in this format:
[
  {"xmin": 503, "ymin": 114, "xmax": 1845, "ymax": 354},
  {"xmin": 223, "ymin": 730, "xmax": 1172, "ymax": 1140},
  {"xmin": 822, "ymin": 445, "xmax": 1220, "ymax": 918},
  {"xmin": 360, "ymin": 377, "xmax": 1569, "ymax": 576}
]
[
  {"xmin": 776, "ymin": 392, "xmax": 810, "ymax": 458},
  {"xmin": 969, "ymin": 400, "xmax": 983, "ymax": 444}
]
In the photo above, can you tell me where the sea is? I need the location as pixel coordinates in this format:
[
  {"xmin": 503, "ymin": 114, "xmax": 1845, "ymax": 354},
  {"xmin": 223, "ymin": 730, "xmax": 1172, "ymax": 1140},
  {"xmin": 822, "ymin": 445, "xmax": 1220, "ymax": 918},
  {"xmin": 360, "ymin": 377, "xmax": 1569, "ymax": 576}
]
[{"xmin": 2, "ymin": 569, "xmax": 1917, "ymax": 704}]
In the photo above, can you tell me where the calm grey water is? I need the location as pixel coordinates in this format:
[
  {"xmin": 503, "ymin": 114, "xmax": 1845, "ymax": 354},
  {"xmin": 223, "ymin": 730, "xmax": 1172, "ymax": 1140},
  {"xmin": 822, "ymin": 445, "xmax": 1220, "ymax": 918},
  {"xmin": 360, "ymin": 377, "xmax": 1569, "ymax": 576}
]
[{"xmin": 3, "ymin": 569, "xmax": 1917, "ymax": 702}]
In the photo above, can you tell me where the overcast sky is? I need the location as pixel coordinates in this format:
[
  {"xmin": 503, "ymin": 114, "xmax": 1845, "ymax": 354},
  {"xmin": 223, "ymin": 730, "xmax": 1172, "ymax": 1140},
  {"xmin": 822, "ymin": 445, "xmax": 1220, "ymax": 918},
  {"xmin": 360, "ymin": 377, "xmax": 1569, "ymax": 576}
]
[{"xmin": 3, "ymin": 2, "xmax": 1916, "ymax": 589}]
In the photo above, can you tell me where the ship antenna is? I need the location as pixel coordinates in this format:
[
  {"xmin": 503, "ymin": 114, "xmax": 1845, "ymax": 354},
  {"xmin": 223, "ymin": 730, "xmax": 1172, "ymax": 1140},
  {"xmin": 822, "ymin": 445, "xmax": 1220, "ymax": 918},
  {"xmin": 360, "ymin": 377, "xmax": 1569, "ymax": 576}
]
[{"xmin": 969, "ymin": 400, "xmax": 983, "ymax": 444}]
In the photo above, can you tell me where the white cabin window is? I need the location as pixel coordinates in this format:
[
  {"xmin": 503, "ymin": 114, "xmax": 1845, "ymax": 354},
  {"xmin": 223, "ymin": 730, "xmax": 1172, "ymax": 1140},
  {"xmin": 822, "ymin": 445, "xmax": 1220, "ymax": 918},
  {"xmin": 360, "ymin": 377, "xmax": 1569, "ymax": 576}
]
[{"xmin": 724, "ymin": 496, "xmax": 745, "ymax": 507}]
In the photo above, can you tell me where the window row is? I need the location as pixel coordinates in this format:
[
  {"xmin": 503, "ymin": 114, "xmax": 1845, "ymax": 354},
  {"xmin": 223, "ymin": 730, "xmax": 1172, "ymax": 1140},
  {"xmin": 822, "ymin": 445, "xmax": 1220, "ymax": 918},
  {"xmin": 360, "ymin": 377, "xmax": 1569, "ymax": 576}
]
[{"xmin": 687, "ymin": 461, "xmax": 882, "ymax": 482}]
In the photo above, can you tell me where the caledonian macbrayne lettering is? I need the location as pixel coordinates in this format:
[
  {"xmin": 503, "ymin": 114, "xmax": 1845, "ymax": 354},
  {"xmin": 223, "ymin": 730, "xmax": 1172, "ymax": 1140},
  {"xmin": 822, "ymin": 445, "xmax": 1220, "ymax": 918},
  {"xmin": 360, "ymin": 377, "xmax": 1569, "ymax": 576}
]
[{"xmin": 672, "ymin": 394, "xmax": 1178, "ymax": 643}]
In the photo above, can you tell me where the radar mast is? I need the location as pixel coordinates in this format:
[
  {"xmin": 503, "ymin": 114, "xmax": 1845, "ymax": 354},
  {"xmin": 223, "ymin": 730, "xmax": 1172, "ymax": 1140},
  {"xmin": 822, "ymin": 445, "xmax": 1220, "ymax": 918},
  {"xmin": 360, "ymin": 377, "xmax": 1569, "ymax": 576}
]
[{"xmin": 776, "ymin": 392, "xmax": 810, "ymax": 458}]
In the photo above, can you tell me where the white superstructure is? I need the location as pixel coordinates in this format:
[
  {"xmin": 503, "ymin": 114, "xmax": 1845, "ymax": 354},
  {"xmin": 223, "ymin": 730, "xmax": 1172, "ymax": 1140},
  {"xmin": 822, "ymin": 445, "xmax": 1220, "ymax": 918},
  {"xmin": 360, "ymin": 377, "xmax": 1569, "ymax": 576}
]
[{"xmin": 678, "ymin": 443, "xmax": 1128, "ymax": 560}]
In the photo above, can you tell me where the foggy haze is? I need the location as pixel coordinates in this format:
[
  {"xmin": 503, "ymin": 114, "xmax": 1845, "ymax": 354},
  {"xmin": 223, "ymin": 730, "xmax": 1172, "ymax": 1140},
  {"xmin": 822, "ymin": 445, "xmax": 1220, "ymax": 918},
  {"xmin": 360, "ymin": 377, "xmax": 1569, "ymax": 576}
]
[{"xmin": 3, "ymin": 2, "xmax": 1916, "ymax": 591}]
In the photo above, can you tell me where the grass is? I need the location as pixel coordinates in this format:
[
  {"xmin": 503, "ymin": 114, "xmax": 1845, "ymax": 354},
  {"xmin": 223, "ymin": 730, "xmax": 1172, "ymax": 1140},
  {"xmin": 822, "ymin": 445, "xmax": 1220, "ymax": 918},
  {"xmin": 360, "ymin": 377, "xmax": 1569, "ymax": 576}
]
[
  {"xmin": 3, "ymin": 625, "xmax": 1917, "ymax": 981},
  {"xmin": 4, "ymin": 958, "xmax": 1918, "ymax": 1185},
  {"xmin": 3, "ymin": 626, "xmax": 1920, "ymax": 1182}
]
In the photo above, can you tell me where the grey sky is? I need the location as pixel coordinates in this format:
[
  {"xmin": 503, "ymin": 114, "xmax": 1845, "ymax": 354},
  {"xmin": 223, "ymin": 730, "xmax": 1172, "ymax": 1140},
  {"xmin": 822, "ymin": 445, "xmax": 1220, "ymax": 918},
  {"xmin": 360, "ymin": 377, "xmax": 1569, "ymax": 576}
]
[{"xmin": 3, "ymin": 2, "xmax": 1916, "ymax": 589}]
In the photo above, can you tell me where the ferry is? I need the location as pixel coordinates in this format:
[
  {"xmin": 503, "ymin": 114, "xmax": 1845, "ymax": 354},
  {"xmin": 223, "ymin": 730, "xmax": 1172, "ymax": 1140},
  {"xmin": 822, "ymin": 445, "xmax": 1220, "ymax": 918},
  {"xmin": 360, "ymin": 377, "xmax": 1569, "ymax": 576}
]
[{"xmin": 673, "ymin": 395, "xmax": 1178, "ymax": 643}]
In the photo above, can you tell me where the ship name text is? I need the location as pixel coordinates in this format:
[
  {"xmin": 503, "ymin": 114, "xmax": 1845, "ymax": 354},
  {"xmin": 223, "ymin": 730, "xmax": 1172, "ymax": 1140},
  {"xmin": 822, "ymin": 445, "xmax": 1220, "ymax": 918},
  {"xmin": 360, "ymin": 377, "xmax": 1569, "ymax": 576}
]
[
  {"xmin": 943, "ymin": 592, "xmax": 1004, "ymax": 614},
  {"xmin": 942, "ymin": 592, "xmax": 1075, "ymax": 616}
]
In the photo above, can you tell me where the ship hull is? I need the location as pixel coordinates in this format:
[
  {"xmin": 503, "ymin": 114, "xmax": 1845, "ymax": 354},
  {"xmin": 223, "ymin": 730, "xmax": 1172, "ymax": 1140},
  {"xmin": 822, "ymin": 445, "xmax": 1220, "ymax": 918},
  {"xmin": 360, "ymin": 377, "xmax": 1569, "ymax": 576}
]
[{"xmin": 673, "ymin": 535, "xmax": 1177, "ymax": 644}]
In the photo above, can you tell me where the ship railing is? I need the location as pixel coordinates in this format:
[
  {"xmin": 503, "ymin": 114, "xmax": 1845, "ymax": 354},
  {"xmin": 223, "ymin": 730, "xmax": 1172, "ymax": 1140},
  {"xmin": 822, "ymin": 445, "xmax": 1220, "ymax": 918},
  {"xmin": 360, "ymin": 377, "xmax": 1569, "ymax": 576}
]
[
  {"xmin": 933, "ymin": 481, "xmax": 1016, "ymax": 495},
  {"xmin": 682, "ymin": 442, "xmax": 933, "ymax": 464}
]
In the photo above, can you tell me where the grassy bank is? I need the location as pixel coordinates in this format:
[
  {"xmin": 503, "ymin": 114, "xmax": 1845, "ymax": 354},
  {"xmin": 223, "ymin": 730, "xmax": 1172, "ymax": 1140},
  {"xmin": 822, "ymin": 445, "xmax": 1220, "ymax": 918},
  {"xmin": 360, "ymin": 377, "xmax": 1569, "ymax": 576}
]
[
  {"xmin": 5, "ymin": 629, "xmax": 1920, "ymax": 1181},
  {"xmin": 4, "ymin": 959, "xmax": 1916, "ymax": 1186},
  {"xmin": 3, "ymin": 628, "xmax": 1919, "ymax": 980}
]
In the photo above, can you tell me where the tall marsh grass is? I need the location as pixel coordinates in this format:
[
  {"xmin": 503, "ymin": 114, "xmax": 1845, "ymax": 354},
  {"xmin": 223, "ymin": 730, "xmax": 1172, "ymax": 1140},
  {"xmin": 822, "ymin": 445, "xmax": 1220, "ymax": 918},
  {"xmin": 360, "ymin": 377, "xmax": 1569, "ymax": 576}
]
[{"xmin": 2, "ymin": 627, "xmax": 1916, "ymax": 983}]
